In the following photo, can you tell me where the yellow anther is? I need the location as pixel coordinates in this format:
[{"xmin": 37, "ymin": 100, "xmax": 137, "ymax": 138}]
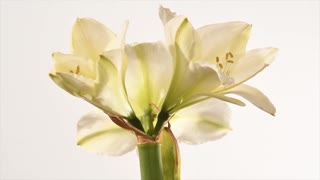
[
  {"xmin": 216, "ymin": 56, "xmax": 220, "ymax": 63},
  {"xmin": 228, "ymin": 52, "xmax": 234, "ymax": 58},
  {"xmin": 226, "ymin": 52, "xmax": 234, "ymax": 60},
  {"xmin": 216, "ymin": 52, "xmax": 234, "ymax": 74},
  {"xmin": 227, "ymin": 60, "xmax": 234, "ymax": 63}
]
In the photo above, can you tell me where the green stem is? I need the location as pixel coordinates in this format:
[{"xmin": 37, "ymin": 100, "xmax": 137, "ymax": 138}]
[{"xmin": 138, "ymin": 142, "xmax": 164, "ymax": 180}]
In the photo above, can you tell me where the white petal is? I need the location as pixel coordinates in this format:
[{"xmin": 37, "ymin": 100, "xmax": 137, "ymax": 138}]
[
  {"xmin": 115, "ymin": 20, "xmax": 129, "ymax": 49},
  {"xmin": 77, "ymin": 111, "xmax": 137, "ymax": 156},
  {"xmin": 95, "ymin": 53, "xmax": 132, "ymax": 117},
  {"xmin": 159, "ymin": 6, "xmax": 176, "ymax": 25},
  {"xmin": 194, "ymin": 93, "xmax": 246, "ymax": 107},
  {"xmin": 71, "ymin": 18, "xmax": 117, "ymax": 60},
  {"xmin": 49, "ymin": 74, "xmax": 77, "ymax": 96},
  {"xmin": 164, "ymin": 48, "xmax": 221, "ymax": 112},
  {"xmin": 224, "ymin": 84, "xmax": 276, "ymax": 115},
  {"xmin": 125, "ymin": 42, "xmax": 173, "ymax": 118},
  {"xmin": 51, "ymin": 72, "xmax": 95, "ymax": 98},
  {"xmin": 230, "ymin": 48, "xmax": 278, "ymax": 84},
  {"xmin": 101, "ymin": 49, "xmax": 128, "ymax": 89},
  {"xmin": 170, "ymin": 99, "xmax": 231, "ymax": 144},
  {"xmin": 197, "ymin": 21, "xmax": 251, "ymax": 64},
  {"xmin": 52, "ymin": 52, "xmax": 95, "ymax": 79},
  {"xmin": 164, "ymin": 16, "xmax": 201, "ymax": 61}
]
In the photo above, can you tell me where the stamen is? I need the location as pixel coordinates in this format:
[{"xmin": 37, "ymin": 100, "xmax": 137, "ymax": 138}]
[
  {"xmin": 76, "ymin": 65, "xmax": 80, "ymax": 74},
  {"xmin": 227, "ymin": 60, "xmax": 234, "ymax": 63},
  {"xmin": 220, "ymin": 52, "xmax": 235, "ymax": 75},
  {"xmin": 69, "ymin": 70, "xmax": 74, "ymax": 73},
  {"xmin": 226, "ymin": 52, "xmax": 234, "ymax": 60},
  {"xmin": 216, "ymin": 52, "xmax": 235, "ymax": 74}
]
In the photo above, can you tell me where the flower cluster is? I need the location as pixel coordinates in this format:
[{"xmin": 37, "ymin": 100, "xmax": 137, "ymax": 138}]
[{"xmin": 50, "ymin": 6, "xmax": 277, "ymax": 156}]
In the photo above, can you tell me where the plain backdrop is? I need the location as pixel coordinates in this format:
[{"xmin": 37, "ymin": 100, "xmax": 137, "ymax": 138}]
[{"xmin": 0, "ymin": 0, "xmax": 319, "ymax": 179}]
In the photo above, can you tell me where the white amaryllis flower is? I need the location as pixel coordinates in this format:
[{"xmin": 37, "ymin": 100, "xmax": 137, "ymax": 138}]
[
  {"xmin": 52, "ymin": 6, "xmax": 277, "ymax": 156},
  {"xmin": 76, "ymin": 39, "xmax": 232, "ymax": 155}
]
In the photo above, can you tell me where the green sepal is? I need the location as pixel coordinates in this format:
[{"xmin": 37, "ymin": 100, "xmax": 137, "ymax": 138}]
[{"xmin": 159, "ymin": 127, "xmax": 181, "ymax": 180}]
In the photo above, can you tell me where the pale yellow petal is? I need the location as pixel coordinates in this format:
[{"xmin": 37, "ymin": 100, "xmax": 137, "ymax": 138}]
[
  {"xmin": 170, "ymin": 99, "xmax": 231, "ymax": 144},
  {"xmin": 230, "ymin": 48, "xmax": 278, "ymax": 84},
  {"xmin": 115, "ymin": 20, "xmax": 129, "ymax": 49},
  {"xmin": 49, "ymin": 74, "xmax": 79, "ymax": 97},
  {"xmin": 52, "ymin": 52, "xmax": 95, "ymax": 79},
  {"xmin": 124, "ymin": 42, "xmax": 173, "ymax": 118},
  {"xmin": 224, "ymin": 84, "xmax": 276, "ymax": 115},
  {"xmin": 101, "ymin": 49, "xmax": 128, "ymax": 91},
  {"xmin": 95, "ymin": 53, "xmax": 132, "ymax": 117},
  {"xmin": 196, "ymin": 92, "xmax": 246, "ymax": 107},
  {"xmin": 50, "ymin": 72, "xmax": 95, "ymax": 99},
  {"xmin": 164, "ymin": 47, "xmax": 221, "ymax": 112},
  {"xmin": 164, "ymin": 16, "xmax": 201, "ymax": 61},
  {"xmin": 71, "ymin": 18, "xmax": 117, "ymax": 60},
  {"xmin": 77, "ymin": 111, "xmax": 137, "ymax": 156},
  {"xmin": 197, "ymin": 21, "xmax": 251, "ymax": 64}
]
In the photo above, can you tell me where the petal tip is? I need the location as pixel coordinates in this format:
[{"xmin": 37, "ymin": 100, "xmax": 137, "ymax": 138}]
[
  {"xmin": 226, "ymin": 126, "xmax": 233, "ymax": 131},
  {"xmin": 51, "ymin": 52, "xmax": 62, "ymax": 58},
  {"xmin": 75, "ymin": 18, "xmax": 83, "ymax": 25},
  {"xmin": 75, "ymin": 17, "xmax": 87, "ymax": 23},
  {"xmin": 265, "ymin": 47, "xmax": 279, "ymax": 64},
  {"xmin": 270, "ymin": 108, "xmax": 276, "ymax": 116},
  {"xmin": 48, "ymin": 73, "xmax": 56, "ymax": 79},
  {"xmin": 159, "ymin": 5, "xmax": 176, "ymax": 25}
]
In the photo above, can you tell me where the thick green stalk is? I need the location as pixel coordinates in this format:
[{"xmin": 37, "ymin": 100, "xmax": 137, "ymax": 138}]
[{"xmin": 138, "ymin": 142, "xmax": 164, "ymax": 180}]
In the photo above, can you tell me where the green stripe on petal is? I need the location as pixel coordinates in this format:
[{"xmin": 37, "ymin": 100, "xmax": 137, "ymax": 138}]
[
  {"xmin": 124, "ymin": 42, "xmax": 173, "ymax": 119},
  {"xmin": 95, "ymin": 53, "xmax": 132, "ymax": 117},
  {"xmin": 164, "ymin": 16, "xmax": 201, "ymax": 61},
  {"xmin": 77, "ymin": 111, "xmax": 137, "ymax": 156},
  {"xmin": 164, "ymin": 47, "xmax": 221, "ymax": 112},
  {"xmin": 170, "ymin": 99, "xmax": 232, "ymax": 144}
]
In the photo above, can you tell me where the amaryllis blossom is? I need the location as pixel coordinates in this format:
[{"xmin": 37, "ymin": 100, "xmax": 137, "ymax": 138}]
[
  {"xmin": 159, "ymin": 6, "xmax": 277, "ymax": 117},
  {"xmin": 50, "ymin": 7, "xmax": 277, "ymax": 156}
]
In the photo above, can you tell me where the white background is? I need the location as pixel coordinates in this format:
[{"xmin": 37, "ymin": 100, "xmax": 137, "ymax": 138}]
[{"xmin": 0, "ymin": 0, "xmax": 319, "ymax": 179}]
